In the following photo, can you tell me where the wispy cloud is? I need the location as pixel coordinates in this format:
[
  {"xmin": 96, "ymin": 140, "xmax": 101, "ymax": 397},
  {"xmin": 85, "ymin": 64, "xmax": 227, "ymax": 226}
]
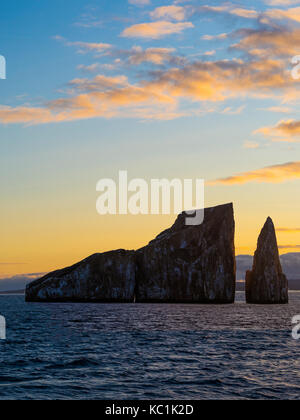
[
  {"xmin": 257, "ymin": 119, "xmax": 300, "ymax": 142},
  {"xmin": 150, "ymin": 6, "xmax": 186, "ymax": 21},
  {"xmin": 197, "ymin": 4, "xmax": 300, "ymax": 24},
  {"xmin": 264, "ymin": 106, "xmax": 294, "ymax": 113},
  {"xmin": 63, "ymin": 40, "xmax": 112, "ymax": 54},
  {"xmin": 124, "ymin": 46, "xmax": 179, "ymax": 65},
  {"xmin": 264, "ymin": 6, "xmax": 300, "ymax": 24},
  {"xmin": 0, "ymin": 54, "xmax": 296, "ymax": 125},
  {"xmin": 209, "ymin": 161, "xmax": 300, "ymax": 185},
  {"xmin": 197, "ymin": 5, "xmax": 259, "ymax": 20},
  {"xmin": 231, "ymin": 27, "xmax": 300, "ymax": 58},
  {"xmin": 4, "ymin": 3, "xmax": 300, "ymax": 126},
  {"xmin": 202, "ymin": 33, "xmax": 228, "ymax": 41},
  {"xmin": 277, "ymin": 228, "xmax": 300, "ymax": 232},
  {"xmin": 243, "ymin": 140, "xmax": 260, "ymax": 149},
  {"xmin": 121, "ymin": 21, "xmax": 194, "ymax": 39},
  {"xmin": 265, "ymin": 1, "xmax": 300, "ymax": 5},
  {"xmin": 221, "ymin": 105, "xmax": 245, "ymax": 115},
  {"xmin": 77, "ymin": 63, "xmax": 102, "ymax": 73},
  {"xmin": 129, "ymin": 0, "xmax": 150, "ymax": 5}
]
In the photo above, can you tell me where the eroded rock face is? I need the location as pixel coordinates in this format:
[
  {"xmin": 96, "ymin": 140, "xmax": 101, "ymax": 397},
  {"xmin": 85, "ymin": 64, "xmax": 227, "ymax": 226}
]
[
  {"xmin": 246, "ymin": 217, "xmax": 288, "ymax": 304},
  {"xmin": 135, "ymin": 203, "xmax": 236, "ymax": 303},
  {"xmin": 26, "ymin": 250, "xmax": 136, "ymax": 302},
  {"xmin": 26, "ymin": 203, "xmax": 236, "ymax": 303}
]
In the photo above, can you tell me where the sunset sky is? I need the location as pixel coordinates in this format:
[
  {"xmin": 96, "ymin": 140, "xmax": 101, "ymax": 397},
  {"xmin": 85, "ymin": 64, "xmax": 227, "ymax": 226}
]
[{"xmin": 1, "ymin": 0, "xmax": 300, "ymax": 284}]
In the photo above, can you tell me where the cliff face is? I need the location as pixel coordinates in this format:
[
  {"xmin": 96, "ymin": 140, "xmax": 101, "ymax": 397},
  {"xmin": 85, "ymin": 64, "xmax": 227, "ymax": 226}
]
[
  {"xmin": 135, "ymin": 204, "xmax": 236, "ymax": 303},
  {"xmin": 26, "ymin": 203, "xmax": 236, "ymax": 303},
  {"xmin": 246, "ymin": 217, "xmax": 288, "ymax": 304},
  {"xmin": 26, "ymin": 250, "xmax": 136, "ymax": 302}
]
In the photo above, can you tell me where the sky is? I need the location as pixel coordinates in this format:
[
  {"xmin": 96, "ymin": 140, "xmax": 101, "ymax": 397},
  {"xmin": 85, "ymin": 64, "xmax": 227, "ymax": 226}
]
[{"xmin": 1, "ymin": 0, "xmax": 300, "ymax": 286}]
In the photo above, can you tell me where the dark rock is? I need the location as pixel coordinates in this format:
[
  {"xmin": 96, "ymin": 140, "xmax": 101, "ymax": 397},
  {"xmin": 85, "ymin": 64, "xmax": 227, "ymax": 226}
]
[
  {"xmin": 246, "ymin": 217, "xmax": 288, "ymax": 304},
  {"xmin": 25, "ymin": 250, "xmax": 136, "ymax": 302},
  {"xmin": 26, "ymin": 203, "xmax": 236, "ymax": 303},
  {"xmin": 135, "ymin": 203, "xmax": 236, "ymax": 303}
]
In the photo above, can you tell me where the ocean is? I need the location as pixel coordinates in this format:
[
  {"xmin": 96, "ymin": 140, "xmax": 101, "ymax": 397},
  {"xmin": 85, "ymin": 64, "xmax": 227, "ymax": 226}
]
[{"xmin": 0, "ymin": 292, "xmax": 299, "ymax": 400}]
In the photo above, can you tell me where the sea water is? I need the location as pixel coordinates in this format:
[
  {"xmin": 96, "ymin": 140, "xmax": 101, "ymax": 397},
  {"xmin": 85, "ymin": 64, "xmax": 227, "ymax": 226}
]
[{"xmin": 0, "ymin": 292, "xmax": 299, "ymax": 400}]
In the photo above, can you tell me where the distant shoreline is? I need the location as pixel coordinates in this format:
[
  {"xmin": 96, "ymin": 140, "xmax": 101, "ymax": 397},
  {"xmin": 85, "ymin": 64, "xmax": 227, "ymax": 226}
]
[{"xmin": 0, "ymin": 290, "xmax": 24, "ymax": 295}]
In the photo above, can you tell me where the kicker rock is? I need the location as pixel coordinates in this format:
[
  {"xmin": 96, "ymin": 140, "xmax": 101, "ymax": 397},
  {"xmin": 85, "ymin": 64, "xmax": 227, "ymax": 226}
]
[
  {"xmin": 135, "ymin": 203, "xmax": 236, "ymax": 303},
  {"xmin": 25, "ymin": 250, "xmax": 136, "ymax": 302},
  {"xmin": 26, "ymin": 203, "xmax": 236, "ymax": 303},
  {"xmin": 246, "ymin": 217, "xmax": 288, "ymax": 304}
]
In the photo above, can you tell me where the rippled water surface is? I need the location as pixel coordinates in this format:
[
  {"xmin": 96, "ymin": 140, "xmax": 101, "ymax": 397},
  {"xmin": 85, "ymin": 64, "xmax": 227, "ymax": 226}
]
[{"xmin": 0, "ymin": 292, "xmax": 300, "ymax": 400}]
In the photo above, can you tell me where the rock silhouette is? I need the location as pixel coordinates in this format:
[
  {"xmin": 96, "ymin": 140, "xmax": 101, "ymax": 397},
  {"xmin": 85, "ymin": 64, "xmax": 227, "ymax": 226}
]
[
  {"xmin": 135, "ymin": 203, "xmax": 236, "ymax": 303},
  {"xmin": 26, "ymin": 203, "xmax": 236, "ymax": 303},
  {"xmin": 246, "ymin": 217, "xmax": 288, "ymax": 304}
]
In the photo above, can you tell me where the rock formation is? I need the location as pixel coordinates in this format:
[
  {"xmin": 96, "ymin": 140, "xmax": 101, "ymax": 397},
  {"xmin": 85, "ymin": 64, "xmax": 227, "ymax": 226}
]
[
  {"xmin": 26, "ymin": 250, "xmax": 136, "ymax": 302},
  {"xmin": 135, "ymin": 203, "xmax": 236, "ymax": 303},
  {"xmin": 246, "ymin": 217, "xmax": 288, "ymax": 304},
  {"xmin": 26, "ymin": 203, "xmax": 236, "ymax": 303}
]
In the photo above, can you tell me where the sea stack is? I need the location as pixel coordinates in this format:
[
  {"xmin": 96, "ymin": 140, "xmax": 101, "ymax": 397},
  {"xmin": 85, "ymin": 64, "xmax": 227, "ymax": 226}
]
[
  {"xmin": 135, "ymin": 203, "xmax": 236, "ymax": 303},
  {"xmin": 26, "ymin": 203, "xmax": 236, "ymax": 304},
  {"xmin": 246, "ymin": 217, "xmax": 288, "ymax": 304}
]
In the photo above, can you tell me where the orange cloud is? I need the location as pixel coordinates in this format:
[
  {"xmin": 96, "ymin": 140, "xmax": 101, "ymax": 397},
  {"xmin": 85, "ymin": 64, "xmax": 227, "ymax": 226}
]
[
  {"xmin": 232, "ymin": 27, "xmax": 300, "ymax": 57},
  {"xmin": 209, "ymin": 161, "xmax": 300, "ymax": 185},
  {"xmin": 265, "ymin": 6, "xmax": 300, "ymax": 23},
  {"xmin": 230, "ymin": 8, "xmax": 259, "ymax": 19},
  {"xmin": 202, "ymin": 33, "xmax": 228, "ymax": 40},
  {"xmin": 121, "ymin": 21, "xmax": 194, "ymax": 39},
  {"xmin": 264, "ymin": 106, "xmax": 293, "ymax": 113},
  {"xmin": 0, "ymin": 40, "xmax": 299, "ymax": 126},
  {"xmin": 68, "ymin": 74, "xmax": 130, "ymax": 91},
  {"xmin": 69, "ymin": 41, "xmax": 112, "ymax": 53},
  {"xmin": 257, "ymin": 119, "xmax": 300, "ymax": 142},
  {"xmin": 0, "ymin": 74, "xmax": 178, "ymax": 125},
  {"xmin": 127, "ymin": 47, "xmax": 177, "ymax": 65},
  {"xmin": 149, "ymin": 58, "xmax": 291, "ymax": 102},
  {"xmin": 199, "ymin": 4, "xmax": 300, "ymax": 24},
  {"xmin": 199, "ymin": 5, "xmax": 258, "ymax": 19},
  {"xmin": 0, "ymin": 106, "xmax": 56, "ymax": 124},
  {"xmin": 56, "ymin": 38, "xmax": 113, "ymax": 54}
]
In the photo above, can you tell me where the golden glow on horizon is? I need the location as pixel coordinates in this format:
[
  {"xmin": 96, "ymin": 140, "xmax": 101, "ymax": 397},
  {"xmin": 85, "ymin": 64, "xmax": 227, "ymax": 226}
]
[
  {"xmin": 2, "ymin": 1, "xmax": 300, "ymax": 282},
  {"xmin": 2, "ymin": 204, "xmax": 300, "ymax": 279}
]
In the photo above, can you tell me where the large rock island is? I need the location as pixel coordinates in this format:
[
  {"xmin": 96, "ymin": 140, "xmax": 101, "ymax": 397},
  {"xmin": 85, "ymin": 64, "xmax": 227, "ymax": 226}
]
[
  {"xmin": 26, "ymin": 203, "xmax": 236, "ymax": 303},
  {"xmin": 246, "ymin": 217, "xmax": 288, "ymax": 304}
]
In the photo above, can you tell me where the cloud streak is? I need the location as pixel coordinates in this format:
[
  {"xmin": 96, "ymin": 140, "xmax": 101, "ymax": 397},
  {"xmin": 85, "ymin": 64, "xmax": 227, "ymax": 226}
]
[
  {"xmin": 277, "ymin": 228, "xmax": 300, "ymax": 232},
  {"xmin": 209, "ymin": 161, "xmax": 300, "ymax": 185},
  {"xmin": 121, "ymin": 20, "xmax": 194, "ymax": 39},
  {"xmin": 0, "ymin": 54, "xmax": 296, "ymax": 125},
  {"xmin": 129, "ymin": 0, "xmax": 150, "ymax": 5},
  {"xmin": 150, "ymin": 6, "xmax": 186, "ymax": 21},
  {"xmin": 3, "ymin": 3, "xmax": 300, "ymax": 126},
  {"xmin": 257, "ymin": 119, "xmax": 300, "ymax": 142}
]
